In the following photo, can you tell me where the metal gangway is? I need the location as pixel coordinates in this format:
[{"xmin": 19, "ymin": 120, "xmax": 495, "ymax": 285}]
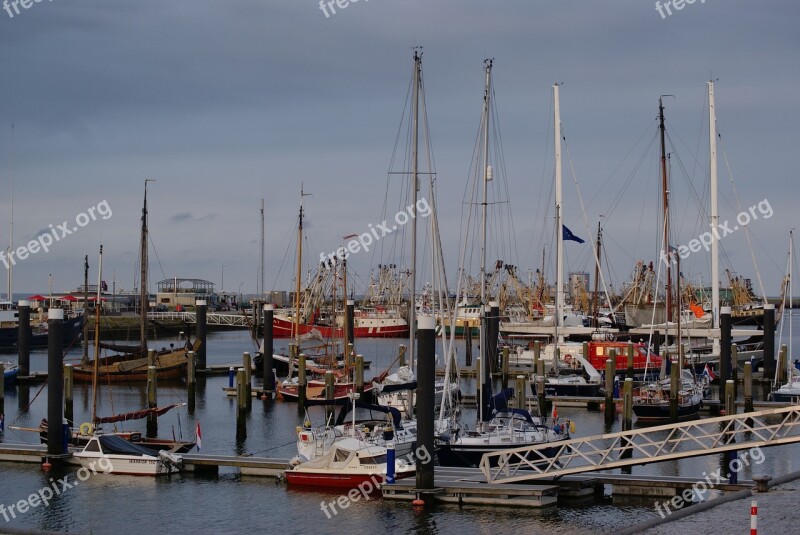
[
  {"xmin": 147, "ymin": 311, "xmax": 252, "ymax": 328},
  {"xmin": 480, "ymin": 405, "xmax": 800, "ymax": 484}
]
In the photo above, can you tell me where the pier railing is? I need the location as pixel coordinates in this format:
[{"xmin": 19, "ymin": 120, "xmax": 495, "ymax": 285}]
[
  {"xmin": 480, "ymin": 405, "xmax": 800, "ymax": 483},
  {"xmin": 147, "ymin": 311, "xmax": 251, "ymax": 328}
]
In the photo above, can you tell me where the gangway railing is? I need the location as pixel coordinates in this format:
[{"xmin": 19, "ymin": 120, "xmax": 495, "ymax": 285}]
[
  {"xmin": 480, "ymin": 405, "xmax": 800, "ymax": 483},
  {"xmin": 147, "ymin": 311, "xmax": 251, "ymax": 328}
]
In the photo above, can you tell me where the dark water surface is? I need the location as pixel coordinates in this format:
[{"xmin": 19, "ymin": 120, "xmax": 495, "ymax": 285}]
[{"xmin": 1, "ymin": 322, "xmax": 798, "ymax": 534}]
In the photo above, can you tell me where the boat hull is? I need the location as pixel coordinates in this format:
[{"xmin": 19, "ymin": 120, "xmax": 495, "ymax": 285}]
[
  {"xmin": 278, "ymin": 381, "xmax": 374, "ymax": 402},
  {"xmin": 0, "ymin": 315, "xmax": 84, "ymax": 351},
  {"xmin": 632, "ymin": 402, "xmax": 701, "ymax": 422},
  {"xmin": 435, "ymin": 441, "xmax": 566, "ymax": 469},
  {"xmin": 74, "ymin": 452, "xmax": 180, "ymax": 476},
  {"xmin": 271, "ymin": 315, "xmax": 408, "ymax": 339}
]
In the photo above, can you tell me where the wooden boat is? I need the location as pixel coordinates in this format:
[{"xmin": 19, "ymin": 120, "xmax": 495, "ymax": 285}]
[
  {"xmin": 632, "ymin": 369, "xmax": 703, "ymax": 422},
  {"xmin": 73, "ymin": 434, "xmax": 183, "ymax": 476},
  {"xmin": 277, "ymin": 378, "xmax": 373, "ymax": 402},
  {"xmin": 72, "ymin": 182, "xmax": 193, "ymax": 382},
  {"xmin": 285, "ymin": 437, "xmax": 414, "ymax": 488}
]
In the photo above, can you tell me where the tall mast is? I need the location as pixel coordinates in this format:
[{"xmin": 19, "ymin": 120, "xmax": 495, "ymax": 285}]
[
  {"xmin": 408, "ymin": 50, "xmax": 422, "ymax": 374},
  {"xmin": 7, "ymin": 123, "xmax": 14, "ymax": 301},
  {"xmin": 592, "ymin": 220, "xmax": 602, "ymax": 328},
  {"xmin": 293, "ymin": 185, "xmax": 308, "ymax": 345},
  {"xmin": 708, "ymin": 81, "xmax": 720, "ymax": 353},
  {"xmin": 554, "ymin": 83, "xmax": 564, "ymax": 343},
  {"xmin": 659, "ymin": 97, "xmax": 673, "ymax": 323},
  {"xmin": 478, "ymin": 59, "xmax": 492, "ymax": 424},
  {"xmin": 82, "ymin": 255, "xmax": 89, "ymax": 364},
  {"xmin": 140, "ymin": 179, "xmax": 154, "ymax": 353},
  {"xmin": 260, "ymin": 198, "xmax": 265, "ymax": 299},
  {"xmin": 91, "ymin": 245, "xmax": 104, "ymax": 425}
]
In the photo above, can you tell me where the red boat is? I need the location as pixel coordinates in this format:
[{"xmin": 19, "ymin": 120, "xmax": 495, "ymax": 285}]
[
  {"xmin": 584, "ymin": 341, "xmax": 662, "ymax": 373},
  {"xmin": 277, "ymin": 379, "xmax": 374, "ymax": 402},
  {"xmin": 272, "ymin": 310, "xmax": 408, "ymax": 339}
]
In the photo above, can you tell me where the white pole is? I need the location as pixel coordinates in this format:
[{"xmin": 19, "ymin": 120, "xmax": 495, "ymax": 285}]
[
  {"xmin": 709, "ymin": 80, "xmax": 721, "ymax": 354},
  {"xmin": 478, "ymin": 59, "xmax": 492, "ymax": 425},
  {"xmin": 554, "ymin": 84, "xmax": 564, "ymax": 344},
  {"xmin": 750, "ymin": 499, "xmax": 757, "ymax": 535}
]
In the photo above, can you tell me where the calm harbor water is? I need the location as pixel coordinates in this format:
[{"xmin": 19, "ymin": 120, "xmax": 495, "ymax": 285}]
[{"xmin": 1, "ymin": 315, "xmax": 799, "ymax": 534}]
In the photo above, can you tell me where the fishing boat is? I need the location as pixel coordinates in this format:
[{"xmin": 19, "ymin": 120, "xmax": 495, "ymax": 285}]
[
  {"xmin": 285, "ymin": 437, "xmax": 414, "ymax": 488},
  {"xmin": 271, "ymin": 309, "xmax": 408, "ymax": 339},
  {"xmin": 72, "ymin": 181, "xmax": 194, "ymax": 382},
  {"xmin": 73, "ymin": 434, "xmax": 183, "ymax": 476}
]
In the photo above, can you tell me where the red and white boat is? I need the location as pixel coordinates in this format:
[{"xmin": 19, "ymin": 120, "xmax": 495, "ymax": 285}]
[
  {"xmin": 284, "ymin": 437, "xmax": 414, "ymax": 488},
  {"xmin": 271, "ymin": 307, "xmax": 408, "ymax": 339}
]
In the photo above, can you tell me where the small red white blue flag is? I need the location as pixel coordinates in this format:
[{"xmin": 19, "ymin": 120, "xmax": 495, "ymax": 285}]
[
  {"xmin": 196, "ymin": 420, "xmax": 202, "ymax": 451},
  {"xmin": 702, "ymin": 364, "xmax": 716, "ymax": 381}
]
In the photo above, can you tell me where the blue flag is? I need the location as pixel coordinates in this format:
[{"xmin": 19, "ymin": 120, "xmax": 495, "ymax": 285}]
[{"xmin": 562, "ymin": 225, "xmax": 585, "ymax": 244}]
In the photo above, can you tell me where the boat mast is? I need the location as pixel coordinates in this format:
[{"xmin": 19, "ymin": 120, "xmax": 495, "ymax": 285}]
[
  {"xmin": 659, "ymin": 97, "xmax": 673, "ymax": 323},
  {"xmin": 592, "ymin": 220, "xmax": 602, "ymax": 328},
  {"xmin": 293, "ymin": 185, "xmax": 308, "ymax": 346},
  {"xmin": 708, "ymin": 81, "xmax": 721, "ymax": 354},
  {"xmin": 7, "ymin": 123, "xmax": 13, "ymax": 301},
  {"xmin": 140, "ymin": 180, "xmax": 155, "ymax": 353},
  {"xmin": 82, "ymin": 255, "xmax": 89, "ymax": 364},
  {"xmin": 407, "ymin": 50, "xmax": 422, "ymax": 375},
  {"xmin": 92, "ymin": 245, "xmax": 104, "ymax": 425},
  {"xmin": 479, "ymin": 59, "xmax": 492, "ymax": 424},
  {"xmin": 554, "ymin": 83, "xmax": 564, "ymax": 343},
  {"xmin": 260, "ymin": 198, "xmax": 265, "ymax": 299}
]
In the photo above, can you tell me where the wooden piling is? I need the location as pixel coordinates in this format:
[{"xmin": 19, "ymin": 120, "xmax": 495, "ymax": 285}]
[
  {"xmin": 243, "ymin": 352, "xmax": 252, "ymax": 409},
  {"xmin": 47, "ymin": 309, "xmax": 65, "ymax": 459},
  {"xmin": 627, "ymin": 342, "xmax": 635, "ymax": 380},
  {"xmin": 17, "ymin": 300, "xmax": 31, "ymax": 376},
  {"xmin": 744, "ymin": 361, "xmax": 754, "ymax": 413},
  {"xmin": 416, "ymin": 316, "xmax": 436, "ymax": 491},
  {"xmin": 536, "ymin": 376, "xmax": 547, "ymax": 419},
  {"xmin": 263, "ymin": 304, "xmax": 275, "ymax": 391},
  {"xmin": 236, "ymin": 368, "xmax": 247, "ymax": 439},
  {"xmin": 297, "ymin": 353, "xmax": 307, "ymax": 412},
  {"xmin": 731, "ymin": 344, "xmax": 739, "ymax": 401},
  {"xmin": 501, "ymin": 347, "xmax": 509, "ymax": 390},
  {"xmin": 64, "ymin": 364, "xmax": 73, "ymax": 426},
  {"xmin": 778, "ymin": 344, "xmax": 788, "ymax": 385},
  {"xmin": 187, "ymin": 351, "xmax": 196, "ymax": 412},
  {"xmin": 725, "ymin": 379, "xmax": 735, "ymax": 417},
  {"xmin": 147, "ymin": 365, "xmax": 157, "ymax": 408},
  {"xmin": 196, "ymin": 299, "xmax": 208, "ymax": 369},
  {"xmin": 325, "ymin": 371, "xmax": 335, "ymax": 421},
  {"xmin": 355, "ymin": 355, "xmax": 364, "ymax": 395},
  {"xmin": 720, "ymin": 307, "xmax": 732, "ymax": 383},
  {"xmin": 465, "ymin": 326, "xmax": 472, "ymax": 367},
  {"xmin": 534, "ymin": 341, "xmax": 543, "ymax": 377},
  {"xmin": 399, "ymin": 344, "xmax": 407, "ymax": 367},
  {"xmin": 669, "ymin": 358, "xmax": 679, "ymax": 422},
  {"xmin": 147, "ymin": 349, "xmax": 156, "ymax": 368},
  {"xmin": 763, "ymin": 304, "xmax": 776, "ymax": 381},
  {"xmin": 515, "ymin": 375, "xmax": 526, "ymax": 410},
  {"xmin": 604, "ymin": 359, "xmax": 615, "ymax": 423},
  {"xmin": 609, "ymin": 348, "xmax": 617, "ymax": 377},
  {"xmin": 622, "ymin": 378, "xmax": 633, "ymax": 432},
  {"xmin": 0, "ymin": 362, "xmax": 4, "ymax": 420}
]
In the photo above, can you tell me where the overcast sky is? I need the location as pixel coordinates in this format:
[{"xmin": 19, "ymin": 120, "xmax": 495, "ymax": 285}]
[{"xmin": 0, "ymin": 1, "xmax": 797, "ymax": 299}]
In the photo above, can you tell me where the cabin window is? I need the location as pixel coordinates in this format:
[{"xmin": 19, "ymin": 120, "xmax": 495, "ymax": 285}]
[
  {"xmin": 359, "ymin": 454, "xmax": 386, "ymax": 465},
  {"xmin": 334, "ymin": 449, "xmax": 350, "ymax": 463},
  {"xmin": 597, "ymin": 347, "xmax": 604, "ymax": 356},
  {"xmin": 85, "ymin": 441, "xmax": 101, "ymax": 453}
]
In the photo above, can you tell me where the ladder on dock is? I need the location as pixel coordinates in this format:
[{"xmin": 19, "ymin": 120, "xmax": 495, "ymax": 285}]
[{"xmin": 480, "ymin": 405, "xmax": 800, "ymax": 484}]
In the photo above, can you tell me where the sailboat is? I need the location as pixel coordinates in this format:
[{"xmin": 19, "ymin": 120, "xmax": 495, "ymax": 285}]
[
  {"xmin": 436, "ymin": 68, "xmax": 570, "ymax": 468},
  {"xmin": 72, "ymin": 245, "xmax": 185, "ymax": 475},
  {"xmin": 769, "ymin": 231, "xmax": 797, "ymax": 402},
  {"xmin": 72, "ymin": 181, "xmax": 198, "ymax": 382}
]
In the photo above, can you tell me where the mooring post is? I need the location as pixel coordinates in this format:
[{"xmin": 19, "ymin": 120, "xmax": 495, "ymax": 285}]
[
  {"xmin": 415, "ymin": 315, "xmax": 436, "ymax": 493},
  {"xmin": 627, "ymin": 342, "xmax": 635, "ymax": 381},
  {"xmin": 537, "ymin": 376, "xmax": 547, "ymax": 420},
  {"xmin": 18, "ymin": 300, "xmax": 31, "ymax": 376},
  {"xmin": 515, "ymin": 375, "xmax": 526, "ymax": 410},
  {"xmin": 622, "ymin": 377, "xmax": 633, "ymax": 432},
  {"xmin": 725, "ymin": 378, "xmax": 738, "ymax": 483},
  {"xmin": 725, "ymin": 379, "xmax": 735, "ymax": 417},
  {"xmin": 744, "ymin": 361, "xmax": 754, "ymax": 414},
  {"xmin": 325, "ymin": 371, "xmax": 335, "ymax": 421},
  {"xmin": 489, "ymin": 302, "xmax": 500, "ymax": 369},
  {"xmin": 654, "ymin": 330, "xmax": 661, "ymax": 358},
  {"xmin": 720, "ymin": 307, "xmax": 732, "ymax": 385},
  {"xmin": 196, "ymin": 299, "xmax": 207, "ymax": 370},
  {"xmin": 346, "ymin": 343, "xmax": 354, "ymax": 371},
  {"xmin": 47, "ymin": 309, "xmax": 65, "ymax": 461},
  {"xmin": 763, "ymin": 304, "xmax": 776, "ymax": 381},
  {"xmin": 778, "ymin": 344, "xmax": 788, "ymax": 385},
  {"xmin": 604, "ymin": 358, "xmax": 615, "ymax": 423},
  {"xmin": 731, "ymin": 344, "xmax": 739, "ymax": 402},
  {"xmin": 187, "ymin": 351, "xmax": 196, "ymax": 412},
  {"xmin": 64, "ymin": 364, "xmax": 74, "ymax": 426},
  {"xmin": 228, "ymin": 366, "xmax": 235, "ymax": 388},
  {"xmin": 243, "ymin": 352, "xmax": 252, "ymax": 410},
  {"xmin": 355, "ymin": 355, "xmax": 364, "ymax": 395},
  {"xmin": 464, "ymin": 326, "xmax": 472, "ymax": 367},
  {"xmin": 298, "ymin": 353, "xmax": 307, "ymax": 413},
  {"xmin": 147, "ymin": 365, "xmax": 157, "ymax": 408},
  {"xmin": 669, "ymin": 357, "xmax": 679, "ymax": 422},
  {"xmin": 147, "ymin": 348, "xmax": 155, "ymax": 368},
  {"xmin": 263, "ymin": 305, "xmax": 275, "ymax": 392},
  {"xmin": 609, "ymin": 348, "xmax": 617, "ymax": 377},
  {"xmin": 346, "ymin": 299, "xmax": 355, "ymax": 349},
  {"xmin": 236, "ymin": 367, "xmax": 247, "ymax": 439},
  {"xmin": 0, "ymin": 362, "xmax": 5, "ymax": 424},
  {"xmin": 501, "ymin": 347, "xmax": 509, "ymax": 390}
]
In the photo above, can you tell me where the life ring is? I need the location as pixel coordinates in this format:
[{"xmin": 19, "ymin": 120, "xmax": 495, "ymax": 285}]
[{"xmin": 79, "ymin": 422, "xmax": 94, "ymax": 436}]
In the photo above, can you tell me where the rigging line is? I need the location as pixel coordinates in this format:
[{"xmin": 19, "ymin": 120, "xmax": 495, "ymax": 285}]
[
  {"xmin": 148, "ymin": 233, "xmax": 168, "ymax": 286},
  {"xmin": 718, "ymin": 136, "xmax": 768, "ymax": 301},
  {"xmin": 562, "ymin": 136, "xmax": 615, "ymax": 319}
]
